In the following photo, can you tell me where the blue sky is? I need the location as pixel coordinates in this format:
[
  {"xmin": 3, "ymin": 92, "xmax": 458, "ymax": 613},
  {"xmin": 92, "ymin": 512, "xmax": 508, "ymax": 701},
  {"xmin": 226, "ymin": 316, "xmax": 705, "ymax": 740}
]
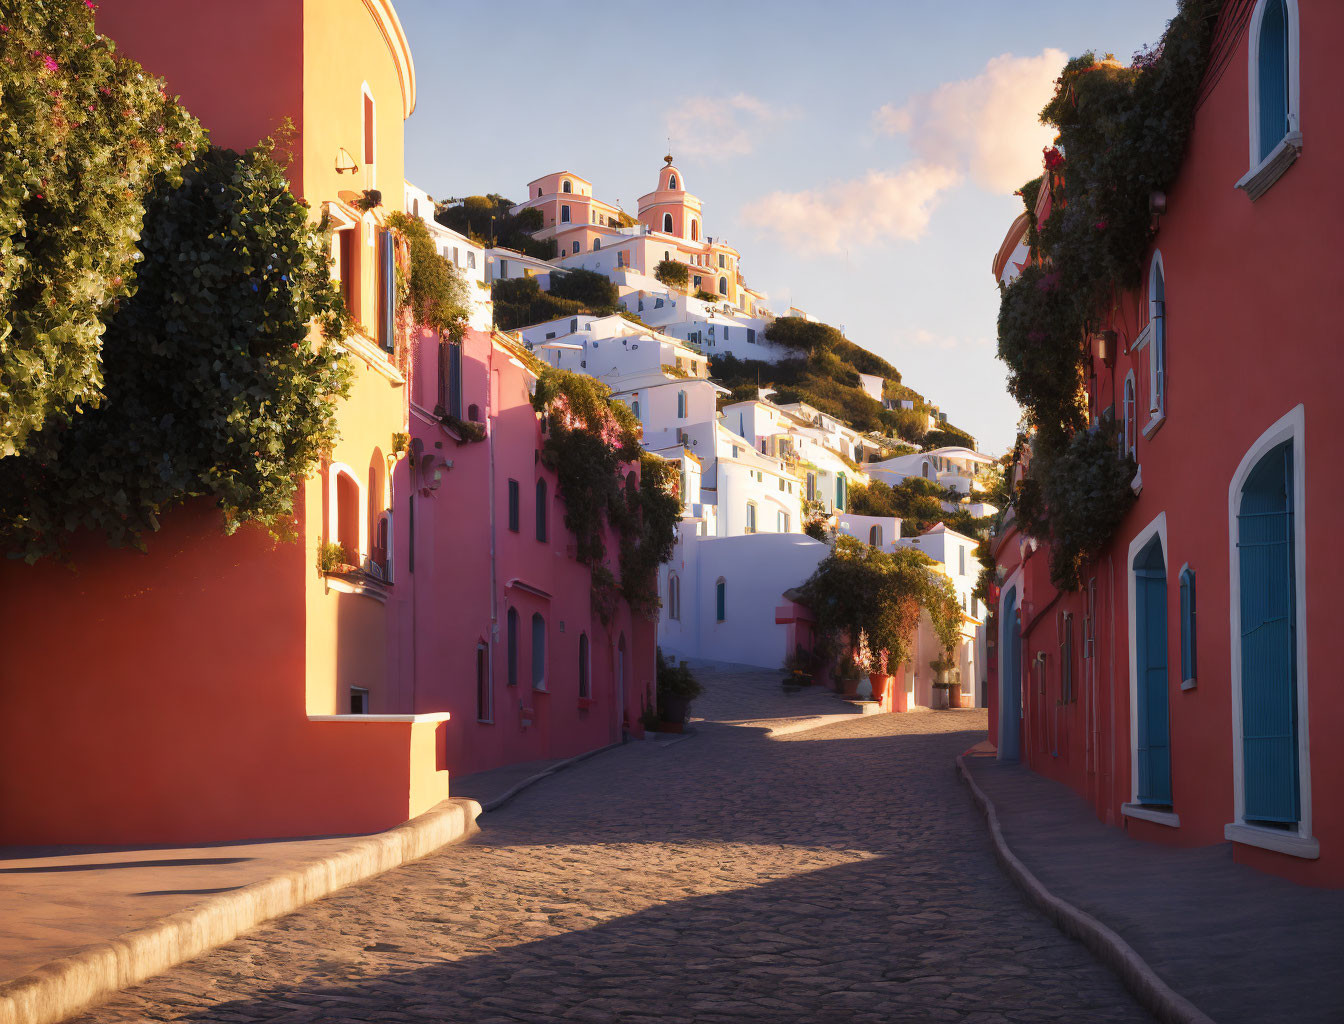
[{"xmin": 396, "ymin": 0, "xmax": 1177, "ymax": 454}]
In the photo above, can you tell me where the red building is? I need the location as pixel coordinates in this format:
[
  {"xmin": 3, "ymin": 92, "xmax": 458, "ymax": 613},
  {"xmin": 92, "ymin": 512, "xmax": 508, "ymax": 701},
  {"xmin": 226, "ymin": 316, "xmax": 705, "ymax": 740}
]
[{"xmin": 988, "ymin": 0, "xmax": 1343, "ymax": 887}]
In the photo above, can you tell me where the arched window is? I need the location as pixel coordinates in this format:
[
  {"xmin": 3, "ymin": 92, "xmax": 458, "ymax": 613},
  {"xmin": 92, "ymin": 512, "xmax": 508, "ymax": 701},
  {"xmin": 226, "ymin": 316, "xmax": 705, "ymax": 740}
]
[
  {"xmin": 361, "ymin": 84, "xmax": 377, "ymax": 188},
  {"xmin": 1148, "ymin": 253, "xmax": 1166, "ymax": 420},
  {"xmin": 593, "ymin": 238, "xmax": 601, "ymax": 251},
  {"xmin": 330, "ymin": 465, "xmax": 363, "ymax": 564},
  {"xmin": 368, "ymin": 450, "xmax": 387, "ymax": 577},
  {"xmin": 668, "ymin": 573, "xmax": 680, "ymax": 621},
  {"xmin": 506, "ymin": 608, "xmax": 519, "ymax": 686},
  {"xmin": 562, "ymin": 179, "xmax": 572, "ymax": 193},
  {"xmin": 677, "ymin": 390, "xmax": 687, "ymax": 419},
  {"xmin": 631, "ymin": 400, "xmax": 640, "ymax": 420},
  {"xmin": 531, "ymin": 613, "xmax": 546, "ymax": 689},
  {"xmin": 715, "ymin": 577, "xmax": 726, "ymax": 622},
  {"xmin": 1132, "ymin": 534, "xmax": 1172, "ymax": 807},
  {"xmin": 535, "ymin": 478, "xmax": 548, "ymax": 541},
  {"xmin": 536, "ymin": 187, "xmax": 542, "ymax": 197},
  {"xmin": 561, "ymin": 205, "xmax": 571, "ymax": 223},
  {"xmin": 719, "ymin": 276, "xmax": 728, "ymax": 294},
  {"xmin": 690, "ymin": 219, "xmax": 699, "ymax": 241},
  {"xmin": 1122, "ymin": 371, "xmax": 1137, "ymax": 458},
  {"xmin": 578, "ymin": 633, "xmax": 590, "ymax": 699},
  {"xmin": 869, "ymin": 524, "xmax": 883, "ymax": 547},
  {"xmin": 1250, "ymin": 0, "xmax": 1297, "ymax": 165},
  {"xmin": 921, "ymin": 461, "xmax": 930, "ymax": 479},
  {"xmin": 668, "ymin": 174, "xmax": 677, "ymax": 190},
  {"xmin": 663, "ymin": 213, "xmax": 673, "ymax": 233}
]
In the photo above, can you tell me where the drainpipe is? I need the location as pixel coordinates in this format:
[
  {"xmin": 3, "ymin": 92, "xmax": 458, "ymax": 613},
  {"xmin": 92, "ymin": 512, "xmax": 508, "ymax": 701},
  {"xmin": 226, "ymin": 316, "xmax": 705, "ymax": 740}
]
[{"xmin": 488, "ymin": 333, "xmax": 499, "ymax": 655}]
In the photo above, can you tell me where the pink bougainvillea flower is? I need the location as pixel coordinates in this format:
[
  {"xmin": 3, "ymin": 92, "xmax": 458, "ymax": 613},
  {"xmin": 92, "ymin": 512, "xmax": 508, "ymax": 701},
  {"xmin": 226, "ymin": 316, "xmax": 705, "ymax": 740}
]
[
  {"xmin": 41, "ymin": 54, "xmax": 59, "ymax": 73},
  {"xmin": 1095, "ymin": 220, "xmax": 1108, "ymax": 230},
  {"xmin": 1042, "ymin": 146, "xmax": 1064, "ymax": 171}
]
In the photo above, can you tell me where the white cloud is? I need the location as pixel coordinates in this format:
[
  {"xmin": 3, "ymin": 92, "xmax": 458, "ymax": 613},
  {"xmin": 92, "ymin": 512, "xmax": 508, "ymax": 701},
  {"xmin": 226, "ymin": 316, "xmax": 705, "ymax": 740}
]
[
  {"xmin": 740, "ymin": 163, "xmax": 959, "ymax": 254},
  {"xmin": 666, "ymin": 93, "xmax": 796, "ymax": 159},
  {"xmin": 897, "ymin": 328, "xmax": 994, "ymax": 352},
  {"xmin": 875, "ymin": 49, "xmax": 1067, "ymax": 194}
]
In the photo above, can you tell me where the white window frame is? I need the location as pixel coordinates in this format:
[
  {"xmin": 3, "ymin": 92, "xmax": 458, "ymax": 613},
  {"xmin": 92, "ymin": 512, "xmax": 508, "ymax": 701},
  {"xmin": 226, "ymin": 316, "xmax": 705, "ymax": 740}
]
[
  {"xmin": 1121, "ymin": 511, "xmax": 1181, "ymax": 829},
  {"xmin": 350, "ymin": 686, "xmax": 370, "ymax": 714},
  {"xmin": 1121, "ymin": 370, "xmax": 1138, "ymax": 459},
  {"xmin": 1238, "ymin": 0, "xmax": 1303, "ymax": 200},
  {"xmin": 1131, "ymin": 251, "xmax": 1167, "ymax": 436},
  {"xmin": 1225, "ymin": 403, "xmax": 1316, "ymax": 859}
]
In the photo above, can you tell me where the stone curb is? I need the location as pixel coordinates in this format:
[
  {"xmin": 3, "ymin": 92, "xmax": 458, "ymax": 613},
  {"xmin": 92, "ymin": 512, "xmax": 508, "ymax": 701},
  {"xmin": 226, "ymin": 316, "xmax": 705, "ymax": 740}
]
[
  {"xmin": 0, "ymin": 797, "xmax": 482, "ymax": 1024},
  {"xmin": 477, "ymin": 740, "xmax": 622, "ymax": 813},
  {"xmin": 956, "ymin": 755, "xmax": 1217, "ymax": 1024}
]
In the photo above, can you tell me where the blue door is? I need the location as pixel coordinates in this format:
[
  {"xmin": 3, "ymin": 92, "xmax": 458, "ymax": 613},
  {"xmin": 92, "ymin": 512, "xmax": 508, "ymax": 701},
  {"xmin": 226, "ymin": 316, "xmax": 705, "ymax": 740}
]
[
  {"xmin": 1238, "ymin": 441, "xmax": 1299, "ymax": 824},
  {"xmin": 1000, "ymin": 586, "xmax": 1021, "ymax": 762},
  {"xmin": 1134, "ymin": 538, "xmax": 1172, "ymax": 805}
]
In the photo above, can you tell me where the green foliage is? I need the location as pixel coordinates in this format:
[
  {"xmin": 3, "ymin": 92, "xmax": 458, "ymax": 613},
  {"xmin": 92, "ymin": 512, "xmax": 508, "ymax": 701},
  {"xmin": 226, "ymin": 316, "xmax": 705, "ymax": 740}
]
[
  {"xmin": 996, "ymin": 2, "xmax": 1217, "ymax": 585},
  {"xmin": 654, "ymin": 259, "xmax": 688, "ymax": 288},
  {"xmin": 1023, "ymin": 420, "xmax": 1137, "ymax": 590},
  {"xmin": 709, "ymin": 352, "xmax": 893, "ymax": 434},
  {"xmin": 0, "ymin": 143, "xmax": 352, "ymax": 561},
  {"xmin": 549, "ymin": 267, "xmax": 619, "ymax": 310},
  {"xmin": 832, "ymin": 336, "xmax": 901, "ymax": 382},
  {"xmin": 656, "ymin": 647, "xmax": 703, "ymax": 706},
  {"xmin": 318, "ymin": 541, "xmax": 350, "ymax": 572},
  {"xmin": 386, "ymin": 212, "xmax": 470, "ymax": 340},
  {"xmin": 0, "ymin": 0, "xmax": 205, "ymax": 456},
  {"xmin": 764, "ymin": 316, "xmax": 843, "ymax": 354},
  {"xmin": 923, "ymin": 426, "xmax": 975, "ymax": 450},
  {"xmin": 851, "ymin": 477, "xmax": 992, "ymax": 541},
  {"xmin": 802, "ymin": 499, "xmax": 830, "ymax": 541},
  {"xmin": 694, "ymin": 289, "xmax": 717, "ymax": 302},
  {"xmin": 800, "ymin": 536, "xmax": 958, "ymax": 670},
  {"xmin": 531, "ymin": 370, "xmax": 678, "ymax": 616},
  {"xmin": 435, "ymin": 194, "xmax": 554, "ymax": 259}
]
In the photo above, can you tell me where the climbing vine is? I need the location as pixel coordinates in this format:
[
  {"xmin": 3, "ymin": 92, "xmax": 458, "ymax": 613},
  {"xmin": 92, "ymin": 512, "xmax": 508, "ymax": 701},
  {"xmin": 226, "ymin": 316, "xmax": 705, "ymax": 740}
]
[
  {"xmin": 386, "ymin": 212, "xmax": 470, "ymax": 341},
  {"xmin": 995, "ymin": 0, "xmax": 1220, "ymax": 588},
  {"xmin": 531, "ymin": 369, "xmax": 680, "ymax": 617},
  {"xmin": 0, "ymin": 0, "xmax": 205, "ymax": 456},
  {"xmin": 0, "ymin": 142, "xmax": 352, "ymax": 561}
]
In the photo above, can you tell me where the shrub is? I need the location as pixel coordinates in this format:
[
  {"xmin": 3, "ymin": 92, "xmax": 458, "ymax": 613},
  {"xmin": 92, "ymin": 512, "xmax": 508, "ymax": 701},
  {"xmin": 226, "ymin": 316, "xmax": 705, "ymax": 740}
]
[
  {"xmin": 549, "ymin": 267, "xmax": 619, "ymax": 310},
  {"xmin": 0, "ymin": 142, "xmax": 352, "ymax": 561},
  {"xmin": 386, "ymin": 212, "xmax": 471, "ymax": 340},
  {"xmin": 0, "ymin": 0, "xmax": 205, "ymax": 456},
  {"xmin": 764, "ymin": 316, "xmax": 843, "ymax": 354},
  {"xmin": 654, "ymin": 259, "xmax": 688, "ymax": 289},
  {"xmin": 491, "ymin": 277, "xmax": 587, "ymax": 331},
  {"xmin": 656, "ymin": 648, "xmax": 703, "ymax": 711},
  {"xmin": 435, "ymin": 193, "xmax": 554, "ymax": 259}
]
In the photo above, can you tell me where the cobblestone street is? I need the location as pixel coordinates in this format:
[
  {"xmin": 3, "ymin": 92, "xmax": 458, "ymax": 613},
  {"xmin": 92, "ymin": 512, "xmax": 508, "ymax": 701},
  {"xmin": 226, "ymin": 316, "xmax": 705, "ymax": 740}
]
[{"xmin": 73, "ymin": 668, "xmax": 1150, "ymax": 1023}]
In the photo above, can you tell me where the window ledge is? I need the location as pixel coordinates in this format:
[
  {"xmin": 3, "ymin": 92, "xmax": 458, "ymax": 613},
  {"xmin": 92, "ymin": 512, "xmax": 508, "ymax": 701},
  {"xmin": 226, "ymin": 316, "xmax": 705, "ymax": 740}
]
[
  {"xmin": 1141, "ymin": 410, "xmax": 1166, "ymax": 440},
  {"xmin": 323, "ymin": 572, "xmax": 390, "ymax": 603},
  {"xmin": 1122, "ymin": 803, "xmax": 1180, "ymax": 828},
  {"xmin": 308, "ymin": 712, "xmax": 451, "ymax": 724},
  {"xmin": 1236, "ymin": 132, "xmax": 1303, "ymax": 201},
  {"xmin": 1225, "ymin": 822, "xmax": 1319, "ymax": 859},
  {"xmin": 1130, "ymin": 465, "xmax": 1143, "ymax": 495}
]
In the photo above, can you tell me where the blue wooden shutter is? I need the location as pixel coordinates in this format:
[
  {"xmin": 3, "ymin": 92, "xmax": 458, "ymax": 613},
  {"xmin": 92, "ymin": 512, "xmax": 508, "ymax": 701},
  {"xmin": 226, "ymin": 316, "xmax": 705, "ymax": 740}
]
[
  {"xmin": 448, "ymin": 342, "xmax": 463, "ymax": 419},
  {"xmin": 1179, "ymin": 568, "xmax": 1197, "ymax": 684},
  {"xmin": 379, "ymin": 230, "xmax": 395, "ymax": 351},
  {"xmin": 1238, "ymin": 441, "xmax": 1299, "ymax": 823},
  {"xmin": 1135, "ymin": 541, "xmax": 1172, "ymax": 805},
  {"xmin": 1258, "ymin": 0, "xmax": 1290, "ymax": 161},
  {"xmin": 716, "ymin": 580, "xmax": 725, "ymax": 621}
]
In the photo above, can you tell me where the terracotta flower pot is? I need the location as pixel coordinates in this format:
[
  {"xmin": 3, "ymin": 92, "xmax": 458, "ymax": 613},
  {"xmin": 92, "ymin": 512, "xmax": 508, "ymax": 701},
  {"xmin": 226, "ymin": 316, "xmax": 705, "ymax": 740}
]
[{"xmin": 948, "ymin": 687, "xmax": 965, "ymax": 709}]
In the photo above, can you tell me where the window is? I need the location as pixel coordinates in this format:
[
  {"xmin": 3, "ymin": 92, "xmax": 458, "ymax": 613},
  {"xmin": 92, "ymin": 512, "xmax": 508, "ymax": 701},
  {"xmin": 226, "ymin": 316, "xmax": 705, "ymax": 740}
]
[
  {"xmin": 1179, "ymin": 566, "xmax": 1197, "ymax": 687},
  {"xmin": 718, "ymin": 254, "xmax": 725, "ymax": 268},
  {"xmin": 578, "ymin": 633, "xmax": 590, "ymax": 699},
  {"xmin": 747, "ymin": 328, "xmax": 756, "ymax": 344},
  {"xmin": 959, "ymin": 545, "xmax": 966, "ymax": 576},
  {"xmin": 869, "ymin": 525, "xmax": 882, "ymax": 547},
  {"xmin": 337, "ymin": 226, "xmax": 357, "ymax": 319},
  {"xmin": 438, "ymin": 341, "xmax": 463, "ymax": 419},
  {"xmin": 655, "ymin": 297, "xmax": 664, "ymax": 309},
  {"xmin": 677, "ymin": 390, "xmax": 687, "ymax": 419},
  {"xmin": 1122, "ymin": 372, "xmax": 1137, "ymax": 458},
  {"xmin": 535, "ymin": 478, "xmax": 548, "ymax": 541},
  {"xmin": 467, "ymin": 251, "xmax": 476, "ymax": 270},
  {"xmin": 1148, "ymin": 253, "xmax": 1166, "ymax": 421},
  {"xmin": 805, "ymin": 473, "xmax": 815, "ymax": 502},
  {"xmin": 572, "ymin": 241, "xmax": 579, "ymax": 255},
  {"xmin": 593, "ymin": 238, "xmax": 601, "ymax": 251},
  {"xmin": 693, "ymin": 275, "xmax": 702, "ymax": 289},
  {"xmin": 507, "ymin": 479, "xmax": 520, "ymax": 532},
  {"xmin": 536, "ymin": 187, "xmax": 542, "ymax": 197},
  {"xmin": 561, "ymin": 205, "xmax": 570, "ymax": 223},
  {"xmin": 368, "ymin": 452, "xmax": 388, "ymax": 580},
  {"xmin": 350, "ymin": 686, "xmax": 370, "ymax": 714},
  {"xmin": 836, "ymin": 472, "xmax": 847, "ymax": 512},
  {"xmin": 1251, "ymin": 0, "xmax": 1295, "ymax": 164},
  {"xmin": 562, "ymin": 179, "xmax": 572, "ymax": 193},
  {"xmin": 631, "ymin": 400, "xmax": 640, "ymax": 420},
  {"xmin": 1133, "ymin": 534, "xmax": 1172, "ymax": 806},
  {"xmin": 690, "ymin": 219, "xmax": 699, "ymax": 241},
  {"xmin": 668, "ymin": 573, "xmax": 680, "ymax": 621},
  {"xmin": 361, "ymin": 85, "xmax": 376, "ymax": 185},
  {"xmin": 1061, "ymin": 614, "xmax": 1075, "ymax": 704},
  {"xmin": 971, "ymin": 594, "xmax": 978, "ymax": 619},
  {"xmin": 507, "ymin": 608, "xmax": 519, "ymax": 686},
  {"xmin": 476, "ymin": 644, "xmax": 491, "ymax": 722},
  {"xmin": 531, "ymin": 612, "xmax": 546, "ymax": 689},
  {"xmin": 569, "ymin": 318, "xmax": 578, "ymax": 333},
  {"xmin": 668, "ymin": 174, "xmax": 677, "ymax": 190},
  {"xmin": 663, "ymin": 213, "xmax": 673, "ymax": 233},
  {"xmin": 332, "ymin": 466, "xmax": 362, "ymax": 563},
  {"xmin": 745, "ymin": 502, "xmax": 757, "ymax": 534},
  {"xmin": 778, "ymin": 511, "xmax": 789, "ymax": 532},
  {"xmin": 715, "ymin": 577, "xmax": 726, "ymax": 622},
  {"xmin": 921, "ymin": 461, "xmax": 930, "ymax": 479},
  {"xmin": 377, "ymin": 229, "xmax": 395, "ymax": 352}
]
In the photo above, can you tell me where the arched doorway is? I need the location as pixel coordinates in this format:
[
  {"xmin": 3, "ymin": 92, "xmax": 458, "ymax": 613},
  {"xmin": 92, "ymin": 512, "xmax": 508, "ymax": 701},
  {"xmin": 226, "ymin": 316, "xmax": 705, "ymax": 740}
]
[{"xmin": 999, "ymin": 585, "xmax": 1022, "ymax": 762}]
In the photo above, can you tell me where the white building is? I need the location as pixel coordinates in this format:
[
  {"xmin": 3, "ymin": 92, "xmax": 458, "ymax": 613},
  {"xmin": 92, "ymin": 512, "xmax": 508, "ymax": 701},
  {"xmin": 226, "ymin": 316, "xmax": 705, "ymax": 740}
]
[
  {"xmin": 867, "ymin": 445, "xmax": 996, "ymax": 495},
  {"xmin": 404, "ymin": 182, "xmax": 490, "ymax": 332}
]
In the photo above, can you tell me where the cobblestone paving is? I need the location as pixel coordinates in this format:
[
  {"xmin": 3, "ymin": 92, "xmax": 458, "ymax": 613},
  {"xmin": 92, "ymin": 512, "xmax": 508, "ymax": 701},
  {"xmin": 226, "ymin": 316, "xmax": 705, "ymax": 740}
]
[{"xmin": 73, "ymin": 669, "xmax": 1150, "ymax": 1023}]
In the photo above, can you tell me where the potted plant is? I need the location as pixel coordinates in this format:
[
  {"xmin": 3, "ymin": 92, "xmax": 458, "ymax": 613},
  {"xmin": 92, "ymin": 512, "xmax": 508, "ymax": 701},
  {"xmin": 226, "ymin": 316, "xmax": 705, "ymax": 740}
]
[
  {"xmin": 834, "ymin": 654, "xmax": 862, "ymax": 696},
  {"xmin": 656, "ymin": 648, "xmax": 702, "ymax": 731},
  {"xmin": 929, "ymin": 655, "xmax": 956, "ymax": 710},
  {"xmin": 781, "ymin": 648, "xmax": 812, "ymax": 692}
]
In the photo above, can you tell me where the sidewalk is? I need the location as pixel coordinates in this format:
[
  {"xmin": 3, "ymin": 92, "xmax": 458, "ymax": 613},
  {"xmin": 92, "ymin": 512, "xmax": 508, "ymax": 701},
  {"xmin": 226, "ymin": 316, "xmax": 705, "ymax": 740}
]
[{"xmin": 962, "ymin": 753, "xmax": 1344, "ymax": 1024}]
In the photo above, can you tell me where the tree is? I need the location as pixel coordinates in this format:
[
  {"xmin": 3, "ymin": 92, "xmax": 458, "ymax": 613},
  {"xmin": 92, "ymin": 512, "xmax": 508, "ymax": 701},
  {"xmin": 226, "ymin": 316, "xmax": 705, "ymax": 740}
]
[
  {"xmin": 923, "ymin": 426, "xmax": 976, "ymax": 450},
  {"xmin": 435, "ymin": 194, "xmax": 555, "ymax": 259},
  {"xmin": 0, "ymin": 143, "xmax": 351, "ymax": 561},
  {"xmin": 764, "ymin": 316, "xmax": 844, "ymax": 354},
  {"xmin": 0, "ymin": 0, "xmax": 204, "ymax": 456},
  {"xmin": 491, "ymin": 277, "xmax": 587, "ymax": 332},
  {"xmin": 654, "ymin": 259, "xmax": 688, "ymax": 289},
  {"xmin": 549, "ymin": 268, "xmax": 619, "ymax": 310}
]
